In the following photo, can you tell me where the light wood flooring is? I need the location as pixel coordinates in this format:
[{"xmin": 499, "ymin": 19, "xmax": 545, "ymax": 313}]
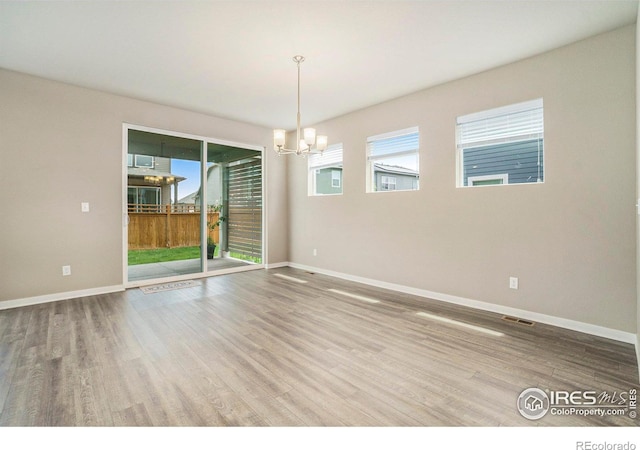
[{"xmin": 0, "ymin": 267, "xmax": 638, "ymax": 426}]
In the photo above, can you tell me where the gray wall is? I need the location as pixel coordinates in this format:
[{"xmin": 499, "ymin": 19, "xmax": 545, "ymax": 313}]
[
  {"xmin": 288, "ymin": 25, "xmax": 637, "ymax": 333},
  {"xmin": 0, "ymin": 69, "xmax": 288, "ymax": 302},
  {"xmin": 636, "ymin": 6, "xmax": 640, "ymax": 364}
]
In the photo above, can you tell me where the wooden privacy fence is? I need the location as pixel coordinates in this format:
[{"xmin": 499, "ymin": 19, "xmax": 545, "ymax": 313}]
[{"xmin": 128, "ymin": 204, "xmax": 219, "ymax": 250}]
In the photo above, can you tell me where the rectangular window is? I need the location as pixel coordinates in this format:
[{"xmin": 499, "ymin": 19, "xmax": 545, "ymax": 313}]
[
  {"xmin": 308, "ymin": 143, "xmax": 343, "ymax": 196},
  {"xmin": 127, "ymin": 154, "xmax": 134, "ymax": 167},
  {"xmin": 367, "ymin": 127, "xmax": 419, "ymax": 193},
  {"xmin": 134, "ymin": 154, "xmax": 154, "ymax": 168},
  {"xmin": 127, "ymin": 186, "xmax": 161, "ymax": 212},
  {"xmin": 457, "ymin": 98, "xmax": 543, "ymax": 187},
  {"xmin": 331, "ymin": 170, "xmax": 341, "ymax": 188},
  {"xmin": 381, "ymin": 175, "xmax": 396, "ymax": 191}
]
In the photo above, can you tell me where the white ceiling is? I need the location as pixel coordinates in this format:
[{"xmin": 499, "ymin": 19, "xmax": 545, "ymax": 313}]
[{"xmin": 0, "ymin": 1, "xmax": 637, "ymax": 130}]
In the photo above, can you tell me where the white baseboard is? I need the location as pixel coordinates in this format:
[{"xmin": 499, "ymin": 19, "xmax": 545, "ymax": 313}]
[
  {"xmin": 288, "ymin": 262, "xmax": 637, "ymax": 345},
  {"xmin": 265, "ymin": 261, "xmax": 290, "ymax": 269},
  {"xmin": 126, "ymin": 264, "xmax": 264, "ymax": 289},
  {"xmin": 0, "ymin": 285, "xmax": 125, "ymax": 311}
]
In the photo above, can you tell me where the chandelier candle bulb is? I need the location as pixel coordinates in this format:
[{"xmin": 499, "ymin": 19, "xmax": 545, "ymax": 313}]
[
  {"xmin": 316, "ymin": 135, "xmax": 328, "ymax": 151},
  {"xmin": 304, "ymin": 128, "xmax": 316, "ymax": 146},
  {"xmin": 273, "ymin": 129, "xmax": 286, "ymax": 148}
]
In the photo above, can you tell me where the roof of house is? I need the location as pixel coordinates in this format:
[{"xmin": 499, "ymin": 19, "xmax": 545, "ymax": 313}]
[
  {"xmin": 373, "ymin": 163, "xmax": 418, "ymax": 177},
  {"xmin": 127, "ymin": 167, "xmax": 186, "ymax": 182}
]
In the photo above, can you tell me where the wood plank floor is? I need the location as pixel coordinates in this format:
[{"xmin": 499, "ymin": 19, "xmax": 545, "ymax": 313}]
[{"xmin": 0, "ymin": 267, "xmax": 638, "ymax": 426}]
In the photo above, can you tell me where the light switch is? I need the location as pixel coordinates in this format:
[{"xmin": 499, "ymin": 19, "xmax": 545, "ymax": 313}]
[{"xmin": 81, "ymin": 202, "xmax": 90, "ymax": 212}]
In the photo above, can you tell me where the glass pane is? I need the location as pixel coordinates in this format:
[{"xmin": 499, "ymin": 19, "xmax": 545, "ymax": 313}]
[
  {"xmin": 371, "ymin": 153, "xmax": 419, "ymax": 192},
  {"xmin": 472, "ymin": 178, "xmax": 504, "ymax": 186},
  {"xmin": 127, "ymin": 130, "xmax": 202, "ymax": 282},
  {"xmin": 313, "ymin": 166, "xmax": 342, "ymax": 195},
  {"xmin": 135, "ymin": 155, "xmax": 154, "ymax": 168},
  {"xmin": 207, "ymin": 143, "xmax": 263, "ymax": 270},
  {"xmin": 462, "ymin": 139, "xmax": 543, "ymax": 186},
  {"xmin": 138, "ymin": 187, "xmax": 159, "ymax": 205}
]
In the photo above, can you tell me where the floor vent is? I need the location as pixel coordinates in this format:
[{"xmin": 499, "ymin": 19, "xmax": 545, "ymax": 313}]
[{"xmin": 502, "ymin": 315, "xmax": 535, "ymax": 326}]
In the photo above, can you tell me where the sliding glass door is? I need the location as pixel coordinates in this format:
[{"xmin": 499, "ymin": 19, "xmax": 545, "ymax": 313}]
[
  {"xmin": 125, "ymin": 126, "xmax": 263, "ymax": 284},
  {"xmin": 126, "ymin": 130, "xmax": 203, "ymax": 282},
  {"xmin": 206, "ymin": 143, "xmax": 262, "ymax": 272}
]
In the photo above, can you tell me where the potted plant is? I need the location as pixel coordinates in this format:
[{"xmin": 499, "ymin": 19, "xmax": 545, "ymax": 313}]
[{"xmin": 207, "ymin": 203, "xmax": 225, "ymax": 259}]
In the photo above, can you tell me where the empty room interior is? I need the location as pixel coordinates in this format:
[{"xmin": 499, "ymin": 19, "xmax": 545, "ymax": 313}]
[{"xmin": 2, "ymin": 0, "xmax": 640, "ymax": 434}]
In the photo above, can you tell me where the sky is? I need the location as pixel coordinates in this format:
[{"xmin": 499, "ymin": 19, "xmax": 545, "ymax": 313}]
[{"xmin": 171, "ymin": 159, "xmax": 209, "ymax": 202}]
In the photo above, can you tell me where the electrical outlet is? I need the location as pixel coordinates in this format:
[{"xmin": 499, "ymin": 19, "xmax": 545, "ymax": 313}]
[
  {"xmin": 313, "ymin": 248, "xmax": 317, "ymax": 256},
  {"xmin": 509, "ymin": 277, "xmax": 518, "ymax": 290},
  {"xmin": 81, "ymin": 202, "xmax": 90, "ymax": 212},
  {"xmin": 62, "ymin": 265, "xmax": 71, "ymax": 276}
]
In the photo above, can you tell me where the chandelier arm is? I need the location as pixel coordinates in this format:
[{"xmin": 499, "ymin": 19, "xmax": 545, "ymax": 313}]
[{"xmin": 273, "ymin": 55, "xmax": 327, "ymax": 155}]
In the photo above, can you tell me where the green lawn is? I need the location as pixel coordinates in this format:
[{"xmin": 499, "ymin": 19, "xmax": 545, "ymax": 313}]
[
  {"xmin": 128, "ymin": 246, "xmax": 261, "ymax": 265},
  {"xmin": 230, "ymin": 252, "xmax": 262, "ymax": 264},
  {"xmin": 128, "ymin": 246, "xmax": 201, "ymax": 265}
]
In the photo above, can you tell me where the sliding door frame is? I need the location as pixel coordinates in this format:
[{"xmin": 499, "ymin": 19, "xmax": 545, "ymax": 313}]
[{"xmin": 122, "ymin": 123, "xmax": 266, "ymax": 288}]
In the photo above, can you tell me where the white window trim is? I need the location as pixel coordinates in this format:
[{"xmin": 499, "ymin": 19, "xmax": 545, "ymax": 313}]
[
  {"xmin": 456, "ymin": 99, "xmax": 543, "ymax": 188},
  {"xmin": 366, "ymin": 126, "xmax": 419, "ymax": 193},
  {"xmin": 467, "ymin": 174, "xmax": 509, "ymax": 187},
  {"xmin": 308, "ymin": 143, "xmax": 343, "ymax": 196}
]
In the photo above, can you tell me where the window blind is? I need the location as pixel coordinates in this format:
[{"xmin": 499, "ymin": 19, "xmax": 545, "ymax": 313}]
[
  {"xmin": 308, "ymin": 143, "xmax": 343, "ymax": 169},
  {"xmin": 457, "ymin": 99, "xmax": 543, "ymax": 149},
  {"xmin": 367, "ymin": 127, "xmax": 419, "ymax": 159},
  {"xmin": 227, "ymin": 157, "xmax": 262, "ymax": 260}
]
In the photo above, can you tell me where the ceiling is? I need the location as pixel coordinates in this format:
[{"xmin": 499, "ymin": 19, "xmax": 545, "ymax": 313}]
[{"xmin": 0, "ymin": 1, "xmax": 637, "ymax": 130}]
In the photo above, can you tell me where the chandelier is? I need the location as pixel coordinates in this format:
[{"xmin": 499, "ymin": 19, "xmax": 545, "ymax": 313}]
[{"xmin": 273, "ymin": 55, "xmax": 328, "ymax": 155}]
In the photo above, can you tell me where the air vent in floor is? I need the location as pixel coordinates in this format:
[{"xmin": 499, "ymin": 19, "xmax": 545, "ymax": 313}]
[{"xmin": 502, "ymin": 315, "xmax": 535, "ymax": 326}]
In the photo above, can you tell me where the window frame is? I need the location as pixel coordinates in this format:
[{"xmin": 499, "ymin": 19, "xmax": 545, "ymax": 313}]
[
  {"xmin": 468, "ymin": 174, "xmax": 509, "ymax": 186},
  {"xmin": 366, "ymin": 126, "xmax": 420, "ymax": 193},
  {"xmin": 127, "ymin": 186, "xmax": 161, "ymax": 212},
  {"xmin": 134, "ymin": 154, "xmax": 155, "ymax": 169},
  {"xmin": 308, "ymin": 143, "xmax": 343, "ymax": 196},
  {"xmin": 331, "ymin": 170, "xmax": 341, "ymax": 188},
  {"xmin": 456, "ymin": 99, "xmax": 544, "ymax": 188},
  {"xmin": 380, "ymin": 175, "xmax": 397, "ymax": 191}
]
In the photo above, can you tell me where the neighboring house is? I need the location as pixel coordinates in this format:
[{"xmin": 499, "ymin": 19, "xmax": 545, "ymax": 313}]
[
  {"xmin": 462, "ymin": 138, "xmax": 544, "ymax": 186},
  {"xmin": 313, "ymin": 166, "xmax": 343, "ymax": 195},
  {"xmin": 314, "ymin": 163, "xmax": 419, "ymax": 194},
  {"xmin": 373, "ymin": 163, "xmax": 419, "ymax": 191},
  {"xmin": 127, "ymin": 154, "xmax": 185, "ymax": 210}
]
